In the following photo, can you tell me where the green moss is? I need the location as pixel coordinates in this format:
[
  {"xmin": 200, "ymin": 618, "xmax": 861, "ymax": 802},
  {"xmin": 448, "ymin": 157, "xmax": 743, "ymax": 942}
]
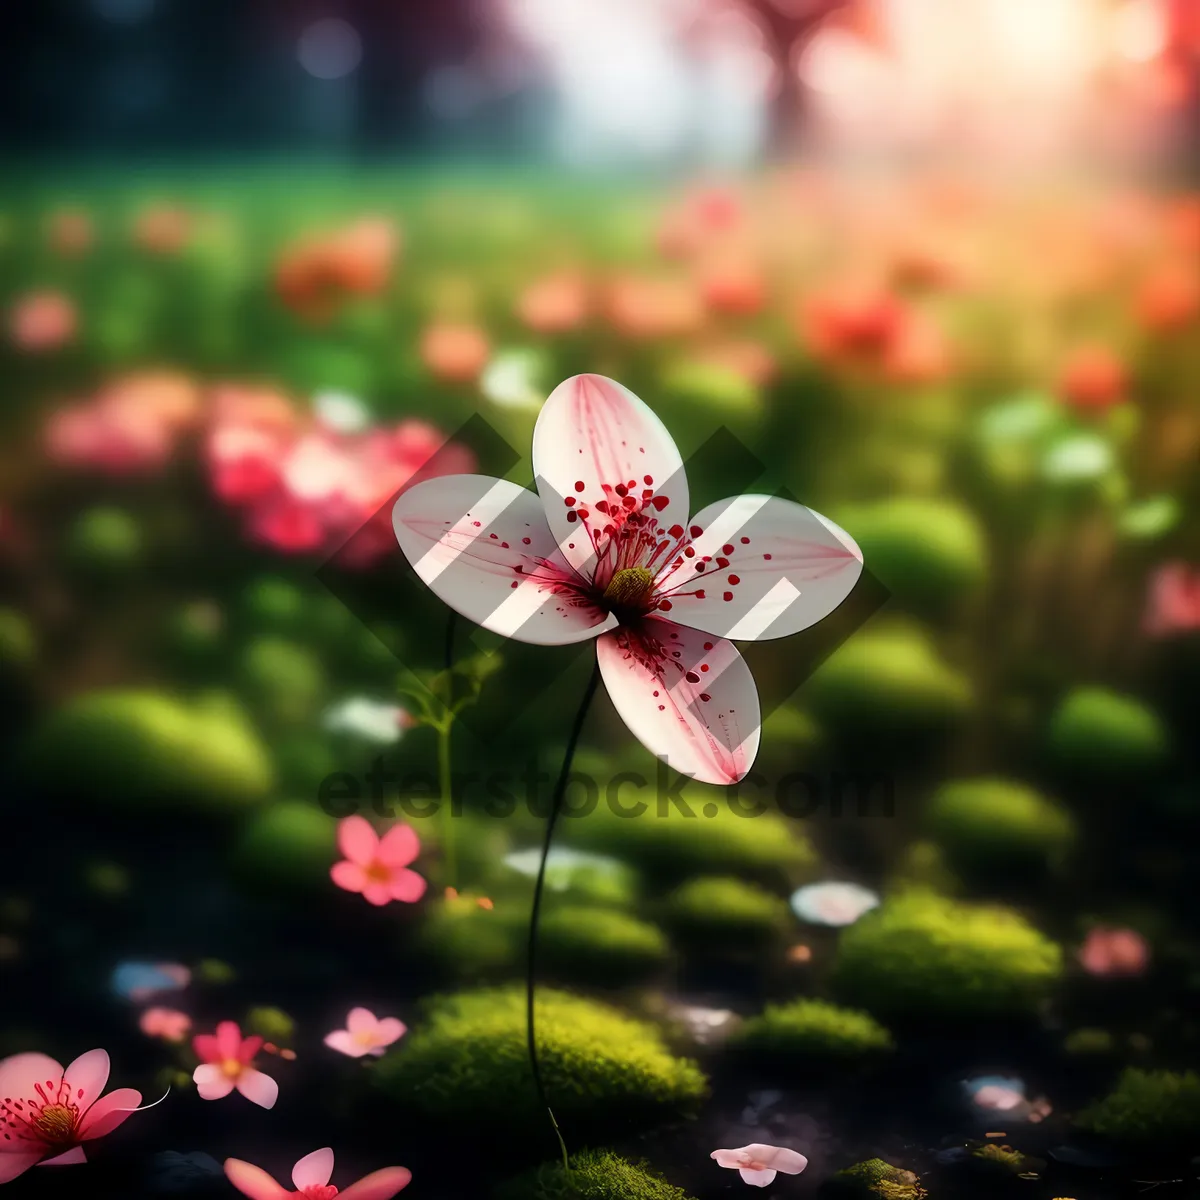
[
  {"xmin": 372, "ymin": 987, "xmax": 707, "ymax": 1139},
  {"xmin": 415, "ymin": 891, "xmax": 525, "ymax": 981},
  {"xmin": 495, "ymin": 1151, "xmax": 697, "ymax": 1200},
  {"xmin": 887, "ymin": 840, "xmax": 961, "ymax": 896},
  {"xmin": 841, "ymin": 498, "xmax": 988, "ymax": 614},
  {"xmin": 662, "ymin": 876, "xmax": 790, "ymax": 955},
  {"xmin": 968, "ymin": 1144, "xmax": 1035, "ymax": 1175},
  {"xmin": 825, "ymin": 1158, "xmax": 925, "ymax": 1199},
  {"xmin": 539, "ymin": 905, "xmax": 669, "ymax": 986},
  {"xmin": 23, "ymin": 688, "xmax": 274, "ymax": 812},
  {"xmin": 1063, "ymin": 1027, "xmax": 1116, "ymax": 1057},
  {"xmin": 239, "ymin": 637, "xmax": 325, "ymax": 726},
  {"xmin": 244, "ymin": 1006, "xmax": 296, "ymax": 1045},
  {"xmin": 832, "ymin": 892, "xmax": 1062, "ymax": 1022},
  {"xmin": 0, "ymin": 609, "xmax": 35, "ymax": 668},
  {"xmin": 805, "ymin": 623, "xmax": 972, "ymax": 737},
  {"xmin": 925, "ymin": 778, "xmax": 1076, "ymax": 877},
  {"xmin": 241, "ymin": 577, "xmax": 308, "ymax": 631},
  {"xmin": 760, "ymin": 706, "xmax": 824, "ymax": 754},
  {"xmin": 164, "ymin": 601, "xmax": 224, "ymax": 666},
  {"xmin": 1075, "ymin": 1069, "xmax": 1200, "ymax": 1152},
  {"xmin": 733, "ymin": 999, "xmax": 894, "ymax": 1064},
  {"xmin": 64, "ymin": 507, "xmax": 144, "ymax": 573},
  {"xmin": 1047, "ymin": 687, "xmax": 1169, "ymax": 778},
  {"xmin": 229, "ymin": 802, "xmax": 337, "ymax": 892},
  {"xmin": 659, "ymin": 360, "xmax": 761, "ymax": 417}
]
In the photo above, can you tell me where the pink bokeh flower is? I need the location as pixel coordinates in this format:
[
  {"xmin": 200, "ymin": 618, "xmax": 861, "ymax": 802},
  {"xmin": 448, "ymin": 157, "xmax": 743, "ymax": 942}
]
[
  {"xmin": 330, "ymin": 817, "xmax": 427, "ymax": 907},
  {"xmin": 0, "ymin": 1048, "xmax": 152, "ymax": 1183},
  {"xmin": 1078, "ymin": 927, "xmax": 1150, "ymax": 977},
  {"xmin": 324, "ymin": 1009, "xmax": 407, "ymax": 1058},
  {"xmin": 1144, "ymin": 562, "xmax": 1200, "ymax": 636},
  {"xmin": 517, "ymin": 272, "xmax": 589, "ymax": 333},
  {"xmin": 1057, "ymin": 344, "xmax": 1128, "ymax": 414},
  {"xmin": 392, "ymin": 374, "xmax": 862, "ymax": 785},
  {"xmin": 419, "ymin": 322, "xmax": 490, "ymax": 383},
  {"xmin": 711, "ymin": 1143, "xmax": 809, "ymax": 1188},
  {"xmin": 191, "ymin": 1022, "xmax": 278, "ymax": 1108},
  {"xmin": 225, "ymin": 1147, "xmax": 411, "ymax": 1200},
  {"xmin": 133, "ymin": 205, "xmax": 191, "ymax": 255},
  {"xmin": 139, "ymin": 1009, "xmax": 192, "ymax": 1044},
  {"xmin": 9, "ymin": 291, "xmax": 76, "ymax": 352}
]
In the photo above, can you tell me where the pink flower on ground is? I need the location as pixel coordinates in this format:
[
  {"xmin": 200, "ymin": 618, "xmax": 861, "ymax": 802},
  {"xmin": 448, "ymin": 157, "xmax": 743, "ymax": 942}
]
[
  {"xmin": 139, "ymin": 1009, "xmax": 192, "ymax": 1043},
  {"xmin": 330, "ymin": 817, "xmax": 427, "ymax": 907},
  {"xmin": 225, "ymin": 1147, "xmax": 411, "ymax": 1200},
  {"xmin": 1078, "ymin": 927, "xmax": 1150, "ymax": 977},
  {"xmin": 0, "ymin": 1048, "xmax": 152, "ymax": 1183},
  {"xmin": 1144, "ymin": 562, "xmax": 1200, "ymax": 636},
  {"xmin": 191, "ymin": 1022, "xmax": 278, "ymax": 1108},
  {"xmin": 10, "ymin": 291, "xmax": 76, "ymax": 351},
  {"xmin": 419, "ymin": 322, "xmax": 490, "ymax": 383},
  {"xmin": 324, "ymin": 1009, "xmax": 407, "ymax": 1058},
  {"xmin": 392, "ymin": 374, "xmax": 862, "ymax": 785},
  {"xmin": 711, "ymin": 1143, "xmax": 808, "ymax": 1187},
  {"xmin": 517, "ymin": 273, "xmax": 589, "ymax": 332}
]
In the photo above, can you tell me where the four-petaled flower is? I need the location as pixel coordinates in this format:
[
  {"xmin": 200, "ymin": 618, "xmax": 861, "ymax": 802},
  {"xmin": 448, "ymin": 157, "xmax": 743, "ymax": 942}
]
[
  {"xmin": 225, "ymin": 1146, "xmax": 411, "ymax": 1200},
  {"xmin": 192, "ymin": 1021, "xmax": 278, "ymax": 1109},
  {"xmin": 711, "ymin": 1143, "xmax": 809, "ymax": 1187},
  {"xmin": 392, "ymin": 374, "xmax": 862, "ymax": 785},
  {"xmin": 330, "ymin": 817, "xmax": 427, "ymax": 907},
  {"xmin": 0, "ymin": 1048, "xmax": 149, "ymax": 1183},
  {"xmin": 324, "ymin": 1009, "xmax": 407, "ymax": 1059}
]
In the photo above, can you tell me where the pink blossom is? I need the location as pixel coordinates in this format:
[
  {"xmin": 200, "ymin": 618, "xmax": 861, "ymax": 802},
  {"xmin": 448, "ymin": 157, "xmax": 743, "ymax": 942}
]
[
  {"xmin": 191, "ymin": 1021, "xmax": 278, "ymax": 1108},
  {"xmin": 10, "ymin": 291, "xmax": 76, "ymax": 351},
  {"xmin": 1144, "ymin": 562, "xmax": 1200, "ymax": 636},
  {"xmin": 1057, "ymin": 344, "xmax": 1128, "ymax": 414},
  {"xmin": 1078, "ymin": 927, "xmax": 1150, "ymax": 977},
  {"xmin": 225, "ymin": 1147, "xmax": 410, "ymax": 1200},
  {"xmin": 139, "ymin": 1009, "xmax": 192, "ymax": 1043},
  {"xmin": 392, "ymin": 374, "xmax": 862, "ymax": 785},
  {"xmin": 330, "ymin": 817, "xmax": 427, "ymax": 907},
  {"xmin": 711, "ymin": 1143, "xmax": 808, "ymax": 1187},
  {"xmin": 324, "ymin": 1009, "xmax": 406, "ymax": 1058},
  {"xmin": 973, "ymin": 1085, "xmax": 1024, "ymax": 1111},
  {"xmin": 0, "ymin": 1048, "xmax": 154, "ymax": 1183}
]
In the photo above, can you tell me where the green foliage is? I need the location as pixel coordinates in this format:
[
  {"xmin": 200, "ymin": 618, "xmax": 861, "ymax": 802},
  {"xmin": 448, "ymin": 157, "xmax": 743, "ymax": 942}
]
[
  {"xmin": 832, "ymin": 891, "xmax": 1062, "ymax": 1021},
  {"xmin": 64, "ymin": 507, "xmax": 144, "ymax": 574},
  {"xmin": 732, "ymin": 999, "xmax": 894, "ymax": 1064},
  {"xmin": 925, "ymin": 778, "xmax": 1076, "ymax": 877},
  {"xmin": 539, "ymin": 905, "xmax": 670, "ymax": 986},
  {"xmin": 659, "ymin": 359, "xmax": 761, "ymax": 417},
  {"xmin": 239, "ymin": 637, "xmax": 326, "ymax": 726},
  {"xmin": 415, "ymin": 891, "xmax": 526, "ymax": 981},
  {"xmin": 805, "ymin": 622, "xmax": 973, "ymax": 738},
  {"xmin": 81, "ymin": 862, "xmax": 131, "ymax": 897},
  {"xmin": 0, "ymin": 609, "xmax": 35, "ymax": 668},
  {"xmin": 825, "ymin": 1158, "xmax": 925, "ymax": 1199},
  {"xmin": 23, "ymin": 688, "xmax": 274, "ymax": 812},
  {"xmin": 887, "ymin": 840, "xmax": 961, "ymax": 896},
  {"xmin": 661, "ymin": 876, "xmax": 790, "ymax": 954},
  {"xmin": 164, "ymin": 601, "xmax": 225, "ymax": 667},
  {"xmin": 240, "ymin": 577, "xmax": 308, "ymax": 631},
  {"xmin": 229, "ymin": 801, "xmax": 337, "ymax": 891},
  {"xmin": 1063, "ymin": 1027, "xmax": 1116, "ymax": 1057},
  {"xmin": 1075, "ymin": 1069, "xmax": 1200, "ymax": 1152},
  {"xmin": 495, "ymin": 1151, "xmax": 697, "ymax": 1200},
  {"xmin": 371, "ymin": 987, "xmax": 707, "ymax": 1139},
  {"xmin": 1047, "ymin": 687, "xmax": 1169, "ymax": 778},
  {"xmin": 968, "ymin": 1144, "xmax": 1035, "ymax": 1175},
  {"xmin": 244, "ymin": 1006, "xmax": 296, "ymax": 1044}
]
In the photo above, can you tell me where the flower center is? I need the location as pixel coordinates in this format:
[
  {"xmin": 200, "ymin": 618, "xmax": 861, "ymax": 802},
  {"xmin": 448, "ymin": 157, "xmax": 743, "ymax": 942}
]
[
  {"xmin": 301, "ymin": 1187, "xmax": 338, "ymax": 1200},
  {"xmin": 352, "ymin": 1030, "xmax": 378, "ymax": 1047},
  {"xmin": 221, "ymin": 1059, "xmax": 243, "ymax": 1078},
  {"xmin": 602, "ymin": 566, "xmax": 654, "ymax": 609},
  {"xmin": 364, "ymin": 860, "xmax": 391, "ymax": 885},
  {"xmin": 33, "ymin": 1104, "xmax": 76, "ymax": 1145}
]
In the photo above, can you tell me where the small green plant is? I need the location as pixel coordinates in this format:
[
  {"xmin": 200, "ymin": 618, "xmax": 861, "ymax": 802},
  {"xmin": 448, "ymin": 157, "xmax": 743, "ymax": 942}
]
[
  {"xmin": 495, "ymin": 1150, "xmax": 697, "ymax": 1200},
  {"xmin": 1047, "ymin": 687, "xmax": 1169, "ymax": 778},
  {"xmin": 661, "ymin": 877, "xmax": 790, "ymax": 955},
  {"xmin": 824, "ymin": 1158, "xmax": 925, "ymax": 1199},
  {"xmin": 539, "ymin": 905, "xmax": 669, "ymax": 986},
  {"xmin": 1075, "ymin": 1069, "xmax": 1200, "ymax": 1153},
  {"xmin": 733, "ymin": 999, "xmax": 894, "ymax": 1065}
]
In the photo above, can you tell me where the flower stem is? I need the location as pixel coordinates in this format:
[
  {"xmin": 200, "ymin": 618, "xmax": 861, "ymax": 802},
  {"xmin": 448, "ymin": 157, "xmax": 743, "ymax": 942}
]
[
  {"xmin": 526, "ymin": 657, "xmax": 602, "ymax": 1173},
  {"xmin": 440, "ymin": 610, "xmax": 458, "ymax": 889}
]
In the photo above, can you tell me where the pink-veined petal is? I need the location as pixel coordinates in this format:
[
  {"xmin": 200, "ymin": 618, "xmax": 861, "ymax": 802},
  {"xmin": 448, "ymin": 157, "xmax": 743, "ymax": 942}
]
[
  {"xmin": 362, "ymin": 882, "xmax": 394, "ymax": 907},
  {"xmin": 392, "ymin": 474, "xmax": 614, "ymax": 646},
  {"xmin": 377, "ymin": 823, "xmax": 419, "ymax": 867},
  {"xmin": 710, "ymin": 1150, "xmax": 746, "ymax": 1169},
  {"xmin": 215, "ymin": 1022, "xmax": 242, "ymax": 1062},
  {"xmin": 655, "ymin": 496, "xmax": 862, "ymax": 640},
  {"xmin": 346, "ymin": 1008, "xmax": 378, "ymax": 1036},
  {"xmin": 293, "ymin": 1148, "xmax": 335, "ymax": 1190},
  {"xmin": 338, "ymin": 815, "xmax": 379, "ymax": 866},
  {"xmin": 193, "ymin": 1065, "xmax": 236, "ymax": 1100},
  {"xmin": 372, "ymin": 1018, "xmax": 406, "ymax": 1046},
  {"xmin": 225, "ymin": 1158, "xmax": 290, "ymax": 1200},
  {"xmin": 331, "ymin": 860, "xmax": 369, "ymax": 894},
  {"xmin": 77, "ymin": 1088, "xmax": 141, "ymax": 1139},
  {"xmin": 388, "ymin": 869, "xmax": 426, "ymax": 903},
  {"xmin": 62, "ymin": 1049, "xmax": 110, "ymax": 1114},
  {"xmin": 0, "ymin": 1152, "xmax": 42, "ymax": 1183},
  {"xmin": 324, "ymin": 1030, "xmax": 370, "ymax": 1058},
  {"xmin": 191, "ymin": 1034, "xmax": 221, "ymax": 1064},
  {"xmin": 532, "ymin": 374, "xmax": 688, "ymax": 579},
  {"xmin": 740, "ymin": 1167, "xmax": 777, "ymax": 1186},
  {"xmin": 38, "ymin": 1147, "xmax": 87, "ymax": 1167},
  {"xmin": 235, "ymin": 1068, "xmax": 278, "ymax": 1110},
  {"xmin": 596, "ymin": 621, "xmax": 760, "ymax": 785},
  {"xmin": 338, "ymin": 1165, "xmax": 413, "ymax": 1200},
  {"xmin": 757, "ymin": 1146, "xmax": 808, "ymax": 1174},
  {"xmin": 0, "ymin": 1053, "xmax": 63, "ymax": 1104}
]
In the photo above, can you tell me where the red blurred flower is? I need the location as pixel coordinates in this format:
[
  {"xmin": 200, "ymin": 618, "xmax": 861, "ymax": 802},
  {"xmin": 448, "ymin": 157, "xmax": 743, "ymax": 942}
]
[
  {"xmin": 697, "ymin": 256, "xmax": 766, "ymax": 316},
  {"xmin": 1057, "ymin": 344, "xmax": 1128, "ymax": 413},
  {"xmin": 516, "ymin": 272, "xmax": 589, "ymax": 333},
  {"xmin": 133, "ymin": 205, "xmax": 191, "ymax": 255},
  {"xmin": 419, "ymin": 322, "xmax": 490, "ymax": 383},
  {"xmin": 275, "ymin": 218, "xmax": 399, "ymax": 322},
  {"xmin": 1135, "ymin": 262, "xmax": 1199, "ymax": 333},
  {"xmin": 1078, "ymin": 927, "xmax": 1149, "ymax": 978},
  {"xmin": 47, "ymin": 209, "xmax": 93, "ymax": 256},
  {"xmin": 9, "ymin": 291, "xmax": 76, "ymax": 352},
  {"xmin": 1144, "ymin": 562, "xmax": 1200, "ymax": 637}
]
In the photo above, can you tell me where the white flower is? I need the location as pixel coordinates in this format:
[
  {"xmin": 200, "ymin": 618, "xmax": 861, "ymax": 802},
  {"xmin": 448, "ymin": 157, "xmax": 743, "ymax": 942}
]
[
  {"xmin": 502, "ymin": 846, "xmax": 624, "ymax": 891},
  {"xmin": 789, "ymin": 881, "xmax": 880, "ymax": 927},
  {"xmin": 480, "ymin": 349, "xmax": 545, "ymax": 411},
  {"xmin": 323, "ymin": 697, "xmax": 409, "ymax": 744},
  {"xmin": 314, "ymin": 390, "xmax": 371, "ymax": 434}
]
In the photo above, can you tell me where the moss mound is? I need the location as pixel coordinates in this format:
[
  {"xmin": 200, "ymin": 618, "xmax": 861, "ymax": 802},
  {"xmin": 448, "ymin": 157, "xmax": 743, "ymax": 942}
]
[
  {"xmin": 805, "ymin": 623, "xmax": 972, "ymax": 737},
  {"xmin": 64, "ymin": 506, "xmax": 144, "ymax": 574},
  {"xmin": 495, "ymin": 1150, "xmax": 696, "ymax": 1200},
  {"xmin": 842, "ymin": 498, "xmax": 988, "ymax": 614},
  {"xmin": 824, "ymin": 1158, "xmax": 925, "ymax": 1199},
  {"xmin": 240, "ymin": 577, "xmax": 309, "ymax": 631},
  {"xmin": 372, "ymin": 987, "xmax": 707, "ymax": 1140},
  {"xmin": 239, "ymin": 637, "xmax": 326, "ymax": 726},
  {"xmin": 414, "ymin": 892, "xmax": 525, "ymax": 981},
  {"xmin": 229, "ymin": 802, "xmax": 337, "ymax": 892},
  {"xmin": 539, "ymin": 905, "xmax": 669, "ymax": 986},
  {"xmin": 733, "ymin": 999, "xmax": 894, "ymax": 1065},
  {"xmin": 925, "ymin": 778, "xmax": 1076, "ymax": 877},
  {"xmin": 662, "ymin": 876, "xmax": 790, "ymax": 955},
  {"xmin": 832, "ymin": 892, "xmax": 1062, "ymax": 1022},
  {"xmin": 24, "ymin": 688, "xmax": 273, "ymax": 812},
  {"xmin": 1047, "ymin": 687, "xmax": 1169, "ymax": 778},
  {"xmin": 1075, "ymin": 1069, "xmax": 1200, "ymax": 1153}
]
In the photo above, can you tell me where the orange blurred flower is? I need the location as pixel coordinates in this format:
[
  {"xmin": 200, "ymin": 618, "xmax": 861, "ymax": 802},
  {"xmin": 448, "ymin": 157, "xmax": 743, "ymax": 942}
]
[
  {"xmin": 9, "ymin": 290, "xmax": 76, "ymax": 351},
  {"xmin": 693, "ymin": 338, "xmax": 778, "ymax": 386},
  {"xmin": 275, "ymin": 217, "xmax": 399, "ymax": 322},
  {"xmin": 1057, "ymin": 344, "xmax": 1128, "ymax": 414},
  {"xmin": 606, "ymin": 274, "xmax": 705, "ymax": 339},
  {"xmin": 134, "ymin": 204, "xmax": 191, "ymax": 254},
  {"xmin": 419, "ymin": 321, "xmax": 490, "ymax": 383},
  {"xmin": 697, "ymin": 256, "xmax": 766, "ymax": 316},
  {"xmin": 517, "ymin": 272, "xmax": 589, "ymax": 333},
  {"xmin": 1135, "ymin": 262, "xmax": 1200, "ymax": 333},
  {"xmin": 47, "ymin": 208, "xmax": 93, "ymax": 256}
]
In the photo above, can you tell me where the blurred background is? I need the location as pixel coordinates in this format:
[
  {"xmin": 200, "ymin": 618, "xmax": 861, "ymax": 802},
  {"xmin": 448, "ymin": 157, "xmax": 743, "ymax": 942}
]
[{"xmin": 2, "ymin": 2, "xmax": 1200, "ymax": 1199}]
